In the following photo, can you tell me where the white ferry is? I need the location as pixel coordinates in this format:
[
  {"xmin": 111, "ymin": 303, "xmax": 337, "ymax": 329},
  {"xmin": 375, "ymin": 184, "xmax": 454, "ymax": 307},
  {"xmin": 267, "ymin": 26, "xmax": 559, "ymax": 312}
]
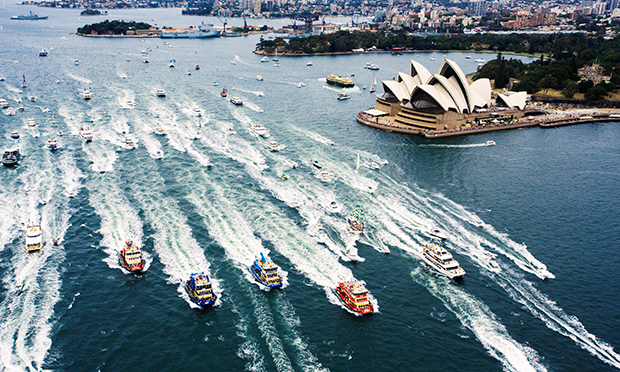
[
  {"xmin": 251, "ymin": 124, "xmax": 269, "ymax": 137},
  {"xmin": 422, "ymin": 239, "xmax": 466, "ymax": 280}
]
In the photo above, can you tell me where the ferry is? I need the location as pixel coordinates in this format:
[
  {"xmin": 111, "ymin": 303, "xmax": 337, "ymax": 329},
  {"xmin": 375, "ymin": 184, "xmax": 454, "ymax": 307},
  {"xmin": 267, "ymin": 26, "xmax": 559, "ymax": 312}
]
[
  {"xmin": 39, "ymin": 50, "xmax": 48, "ymax": 57},
  {"xmin": 230, "ymin": 96, "xmax": 243, "ymax": 106},
  {"xmin": 83, "ymin": 89, "xmax": 92, "ymax": 100},
  {"xmin": 47, "ymin": 138, "xmax": 58, "ymax": 150},
  {"xmin": 334, "ymin": 281, "xmax": 374, "ymax": 315},
  {"xmin": 25, "ymin": 220, "xmax": 43, "ymax": 253},
  {"xmin": 80, "ymin": 126, "xmax": 93, "ymax": 142},
  {"xmin": 326, "ymin": 74, "xmax": 354, "ymax": 88},
  {"xmin": 251, "ymin": 124, "xmax": 268, "ymax": 137},
  {"xmin": 249, "ymin": 253, "xmax": 283, "ymax": 288},
  {"xmin": 156, "ymin": 88, "xmax": 166, "ymax": 97},
  {"xmin": 2, "ymin": 148, "xmax": 20, "ymax": 167},
  {"xmin": 10, "ymin": 130, "xmax": 20, "ymax": 139},
  {"xmin": 422, "ymin": 239, "xmax": 466, "ymax": 280},
  {"xmin": 119, "ymin": 240, "xmax": 145, "ymax": 272},
  {"xmin": 185, "ymin": 273, "xmax": 217, "ymax": 307},
  {"xmin": 160, "ymin": 23, "xmax": 221, "ymax": 38}
]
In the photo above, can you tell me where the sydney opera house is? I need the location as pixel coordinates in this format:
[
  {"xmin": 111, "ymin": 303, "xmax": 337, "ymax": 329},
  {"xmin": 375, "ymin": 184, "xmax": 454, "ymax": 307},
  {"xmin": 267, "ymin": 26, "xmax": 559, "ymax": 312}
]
[{"xmin": 358, "ymin": 58, "xmax": 528, "ymax": 135}]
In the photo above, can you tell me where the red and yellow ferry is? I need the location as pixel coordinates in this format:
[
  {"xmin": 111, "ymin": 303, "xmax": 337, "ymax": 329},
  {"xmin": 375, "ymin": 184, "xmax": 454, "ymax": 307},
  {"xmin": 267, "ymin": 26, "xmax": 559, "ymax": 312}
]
[{"xmin": 335, "ymin": 281, "xmax": 374, "ymax": 315}]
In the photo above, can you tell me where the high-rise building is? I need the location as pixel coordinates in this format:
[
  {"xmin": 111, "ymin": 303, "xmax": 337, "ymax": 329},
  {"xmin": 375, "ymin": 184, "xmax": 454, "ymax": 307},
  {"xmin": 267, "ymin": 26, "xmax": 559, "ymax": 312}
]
[{"xmin": 468, "ymin": 0, "xmax": 488, "ymax": 16}]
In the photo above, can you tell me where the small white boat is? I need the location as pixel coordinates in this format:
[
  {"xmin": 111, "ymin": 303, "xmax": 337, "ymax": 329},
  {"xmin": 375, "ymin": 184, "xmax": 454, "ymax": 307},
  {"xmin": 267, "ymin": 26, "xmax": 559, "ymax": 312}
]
[
  {"xmin": 337, "ymin": 93, "xmax": 351, "ymax": 100},
  {"xmin": 156, "ymin": 88, "xmax": 166, "ymax": 97},
  {"xmin": 230, "ymin": 60, "xmax": 236, "ymax": 65},
  {"xmin": 83, "ymin": 89, "xmax": 92, "ymax": 100},
  {"xmin": 18, "ymin": 104, "xmax": 24, "ymax": 111},
  {"xmin": 368, "ymin": 162, "xmax": 380, "ymax": 170},
  {"xmin": 267, "ymin": 141, "xmax": 285, "ymax": 151},
  {"xmin": 251, "ymin": 124, "xmax": 269, "ymax": 137},
  {"xmin": 312, "ymin": 160, "xmax": 322, "ymax": 169},
  {"xmin": 297, "ymin": 82, "xmax": 305, "ymax": 88},
  {"xmin": 126, "ymin": 100, "xmax": 134, "ymax": 108},
  {"xmin": 227, "ymin": 127, "xmax": 236, "ymax": 134},
  {"xmin": 256, "ymin": 75, "xmax": 264, "ymax": 81},
  {"xmin": 10, "ymin": 130, "xmax": 20, "ymax": 139},
  {"xmin": 211, "ymin": 81, "xmax": 219, "ymax": 86},
  {"xmin": 260, "ymin": 56, "xmax": 269, "ymax": 62},
  {"xmin": 187, "ymin": 70, "xmax": 192, "ymax": 75},
  {"xmin": 329, "ymin": 201, "xmax": 340, "ymax": 213},
  {"xmin": 486, "ymin": 140, "xmax": 496, "ymax": 146},
  {"xmin": 125, "ymin": 137, "xmax": 136, "ymax": 149},
  {"xmin": 154, "ymin": 124, "xmax": 166, "ymax": 136},
  {"xmin": 46, "ymin": 138, "xmax": 58, "ymax": 150},
  {"xmin": 80, "ymin": 126, "xmax": 93, "ymax": 142},
  {"xmin": 142, "ymin": 56, "xmax": 149, "ymax": 63},
  {"xmin": 169, "ymin": 59, "xmax": 176, "ymax": 68},
  {"xmin": 5, "ymin": 108, "xmax": 15, "ymax": 116},
  {"xmin": 307, "ymin": 61, "xmax": 313, "ymax": 66},
  {"xmin": 27, "ymin": 118, "xmax": 36, "ymax": 127},
  {"xmin": 274, "ymin": 62, "xmax": 281, "ymax": 68},
  {"xmin": 154, "ymin": 150, "xmax": 164, "ymax": 159},
  {"xmin": 475, "ymin": 58, "xmax": 486, "ymax": 63},
  {"xmin": 28, "ymin": 96, "xmax": 36, "ymax": 102},
  {"xmin": 74, "ymin": 59, "xmax": 79, "ymax": 65},
  {"xmin": 430, "ymin": 57, "xmax": 436, "ymax": 61},
  {"xmin": 320, "ymin": 171, "xmax": 330, "ymax": 182}
]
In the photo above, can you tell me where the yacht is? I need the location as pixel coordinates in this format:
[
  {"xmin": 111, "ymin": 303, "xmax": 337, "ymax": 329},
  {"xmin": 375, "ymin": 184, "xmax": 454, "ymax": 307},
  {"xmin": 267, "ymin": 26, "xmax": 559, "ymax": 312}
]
[
  {"xmin": 156, "ymin": 88, "xmax": 166, "ymax": 97},
  {"xmin": 80, "ymin": 126, "xmax": 93, "ymax": 142},
  {"xmin": 10, "ymin": 130, "xmax": 20, "ymax": 139},
  {"xmin": 186, "ymin": 272, "xmax": 217, "ymax": 307},
  {"xmin": 256, "ymin": 75, "xmax": 264, "ymax": 81},
  {"xmin": 312, "ymin": 160, "xmax": 322, "ymax": 169},
  {"xmin": 334, "ymin": 281, "xmax": 374, "ymax": 315},
  {"xmin": 249, "ymin": 253, "xmax": 283, "ymax": 289},
  {"xmin": 154, "ymin": 124, "xmax": 166, "ymax": 136},
  {"xmin": 119, "ymin": 239, "xmax": 145, "ymax": 273},
  {"xmin": 2, "ymin": 148, "xmax": 20, "ymax": 167},
  {"xmin": 83, "ymin": 89, "xmax": 92, "ymax": 100},
  {"xmin": 27, "ymin": 118, "xmax": 36, "ymax": 127},
  {"xmin": 267, "ymin": 141, "xmax": 284, "ymax": 151},
  {"xmin": 125, "ymin": 137, "xmax": 136, "ymax": 149},
  {"xmin": 251, "ymin": 124, "xmax": 268, "ymax": 137},
  {"xmin": 486, "ymin": 140, "xmax": 496, "ymax": 146},
  {"xmin": 230, "ymin": 96, "xmax": 243, "ymax": 106},
  {"xmin": 337, "ymin": 93, "xmax": 351, "ymax": 100},
  {"xmin": 46, "ymin": 138, "xmax": 59, "ymax": 150},
  {"xmin": 422, "ymin": 239, "xmax": 466, "ymax": 280},
  {"xmin": 260, "ymin": 56, "xmax": 269, "ymax": 62},
  {"xmin": 25, "ymin": 220, "xmax": 43, "ymax": 253}
]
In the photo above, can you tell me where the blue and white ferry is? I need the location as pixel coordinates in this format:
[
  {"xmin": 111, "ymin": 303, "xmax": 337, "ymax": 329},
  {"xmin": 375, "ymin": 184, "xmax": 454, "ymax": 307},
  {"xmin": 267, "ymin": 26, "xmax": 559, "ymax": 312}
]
[{"xmin": 250, "ymin": 253, "xmax": 282, "ymax": 288}]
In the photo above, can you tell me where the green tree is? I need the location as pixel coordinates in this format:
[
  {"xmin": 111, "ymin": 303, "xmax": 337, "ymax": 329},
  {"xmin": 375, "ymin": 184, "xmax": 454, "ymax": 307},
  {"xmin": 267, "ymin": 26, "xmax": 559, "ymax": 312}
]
[{"xmin": 561, "ymin": 81, "xmax": 578, "ymax": 98}]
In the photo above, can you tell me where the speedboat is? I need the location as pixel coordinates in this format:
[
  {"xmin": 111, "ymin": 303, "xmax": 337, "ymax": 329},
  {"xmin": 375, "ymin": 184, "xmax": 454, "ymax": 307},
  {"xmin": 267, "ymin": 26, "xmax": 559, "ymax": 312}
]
[
  {"xmin": 125, "ymin": 137, "xmax": 136, "ymax": 149},
  {"xmin": 337, "ymin": 93, "xmax": 351, "ymax": 100},
  {"xmin": 39, "ymin": 49, "xmax": 48, "ymax": 57},
  {"xmin": 119, "ymin": 240, "xmax": 145, "ymax": 272},
  {"xmin": 368, "ymin": 162, "xmax": 380, "ymax": 170},
  {"xmin": 329, "ymin": 201, "xmax": 340, "ymax": 212},
  {"xmin": 260, "ymin": 56, "xmax": 269, "ymax": 62},
  {"xmin": 10, "ymin": 130, "xmax": 20, "ymax": 139},
  {"xmin": 312, "ymin": 160, "xmax": 322, "ymax": 169},
  {"xmin": 2, "ymin": 148, "xmax": 20, "ymax": 167},
  {"xmin": 142, "ymin": 56, "xmax": 149, "ymax": 63},
  {"xmin": 186, "ymin": 272, "xmax": 217, "ymax": 307},
  {"xmin": 334, "ymin": 281, "xmax": 374, "ymax": 315},
  {"xmin": 28, "ymin": 96, "xmax": 36, "ymax": 102},
  {"xmin": 230, "ymin": 96, "xmax": 243, "ymax": 106},
  {"xmin": 83, "ymin": 89, "xmax": 92, "ymax": 100},
  {"xmin": 154, "ymin": 150, "xmax": 164, "ymax": 159},
  {"xmin": 422, "ymin": 239, "xmax": 466, "ymax": 280},
  {"xmin": 281, "ymin": 173, "xmax": 288, "ymax": 180},
  {"xmin": 307, "ymin": 61, "xmax": 313, "ymax": 66},
  {"xmin": 297, "ymin": 82, "xmax": 305, "ymax": 88},
  {"xmin": 47, "ymin": 138, "xmax": 58, "ymax": 150},
  {"xmin": 475, "ymin": 58, "xmax": 485, "ymax": 63},
  {"xmin": 25, "ymin": 220, "xmax": 43, "ymax": 253},
  {"xmin": 211, "ymin": 81, "xmax": 219, "ymax": 86},
  {"xmin": 320, "ymin": 171, "xmax": 330, "ymax": 182},
  {"xmin": 249, "ymin": 253, "xmax": 283, "ymax": 289},
  {"xmin": 227, "ymin": 127, "xmax": 236, "ymax": 134},
  {"xmin": 156, "ymin": 88, "xmax": 166, "ymax": 97},
  {"xmin": 74, "ymin": 59, "xmax": 79, "ymax": 65},
  {"xmin": 367, "ymin": 63, "xmax": 379, "ymax": 70},
  {"xmin": 193, "ymin": 107, "xmax": 202, "ymax": 116},
  {"xmin": 486, "ymin": 140, "xmax": 496, "ymax": 146},
  {"xmin": 251, "ymin": 124, "xmax": 268, "ymax": 137},
  {"xmin": 256, "ymin": 75, "xmax": 264, "ymax": 81},
  {"xmin": 169, "ymin": 59, "xmax": 176, "ymax": 68},
  {"xmin": 154, "ymin": 124, "xmax": 166, "ymax": 136},
  {"xmin": 80, "ymin": 126, "xmax": 93, "ymax": 142},
  {"xmin": 230, "ymin": 60, "xmax": 236, "ymax": 65}
]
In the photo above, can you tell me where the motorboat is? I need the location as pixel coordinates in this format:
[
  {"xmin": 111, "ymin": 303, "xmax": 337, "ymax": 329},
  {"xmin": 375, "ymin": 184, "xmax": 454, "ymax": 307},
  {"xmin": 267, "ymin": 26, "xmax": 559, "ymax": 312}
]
[
  {"xmin": 186, "ymin": 272, "xmax": 217, "ymax": 307},
  {"xmin": 186, "ymin": 70, "xmax": 192, "ymax": 75},
  {"xmin": 18, "ymin": 104, "xmax": 24, "ymax": 111},
  {"xmin": 337, "ymin": 93, "xmax": 351, "ymax": 100},
  {"xmin": 230, "ymin": 60, "xmax": 236, "ymax": 65},
  {"xmin": 367, "ymin": 63, "xmax": 379, "ymax": 70},
  {"xmin": 221, "ymin": 88, "xmax": 228, "ymax": 97},
  {"xmin": 119, "ymin": 239, "xmax": 145, "ymax": 273},
  {"xmin": 251, "ymin": 124, "xmax": 268, "ymax": 137},
  {"xmin": 83, "ymin": 89, "xmax": 92, "ymax": 100},
  {"xmin": 10, "ymin": 130, "xmax": 20, "ymax": 139},
  {"xmin": 154, "ymin": 150, "xmax": 164, "ymax": 159},
  {"xmin": 486, "ymin": 140, "xmax": 496, "ymax": 146},
  {"xmin": 211, "ymin": 82, "xmax": 219, "ymax": 86},
  {"xmin": 422, "ymin": 239, "xmax": 466, "ymax": 280},
  {"xmin": 329, "ymin": 201, "xmax": 340, "ymax": 212},
  {"xmin": 5, "ymin": 108, "xmax": 15, "ymax": 116},
  {"xmin": 249, "ymin": 253, "xmax": 283, "ymax": 289},
  {"xmin": 125, "ymin": 137, "xmax": 136, "ymax": 149},
  {"xmin": 256, "ymin": 75, "xmax": 264, "ymax": 81},
  {"xmin": 27, "ymin": 118, "xmax": 36, "ymax": 127},
  {"xmin": 475, "ymin": 58, "xmax": 485, "ymax": 63},
  {"xmin": 0, "ymin": 99, "xmax": 9, "ymax": 108},
  {"xmin": 154, "ymin": 124, "xmax": 166, "ymax": 136},
  {"xmin": 142, "ymin": 56, "xmax": 149, "ymax": 63},
  {"xmin": 74, "ymin": 59, "xmax": 79, "ymax": 65},
  {"xmin": 368, "ymin": 162, "xmax": 380, "ymax": 170},
  {"xmin": 227, "ymin": 127, "xmax": 236, "ymax": 134},
  {"xmin": 430, "ymin": 57, "xmax": 436, "ymax": 61},
  {"xmin": 230, "ymin": 96, "xmax": 243, "ymax": 106},
  {"xmin": 312, "ymin": 160, "xmax": 322, "ymax": 169},
  {"xmin": 260, "ymin": 56, "xmax": 269, "ymax": 62},
  {"xmin": 267, "ymin": 141, "xmax": 284, "ymax": 151},
  {"xmin": 195, "ymin": 64, "xmax": 200, "ymax": 70},
  {"xmin": 465, "ymin": 56, "xmax": 471, "ymax": 59},
  {"xmin": 307, "ymin": 61, "xmax": 313, "ymax": 66},
  {"xmin": 334, "ymin": 281, "xmax": 374, "ymax": 315},
  {"xmin": 80, "ymin": 126, "xmax": 93, "ymax": 142},
  {"xmin": 46, "ymin": 138, "xmax": 59, "ymax": 150},
  {"xmin": 274, "ymin": 62, "xmax": 281, "ymax": 67},
  {"xmin": 193, "ymin": 107, "xmax": 202, "ymax": 116},
  {"xmin": 25, "ymin": 220, "xmax": 43, "ymax": 253},
  {"xmin": 280, "ymin": 173, "xmax": 288, "ymax": 180},
  {"xmin": 2, "ymin": 148, "xmax": 20, "ymax": 167},
  {"xmin": 320, "ymin": 171, "xmax": 330, "ymax": 182},
  {"xmin": 39, "ymin": 50, "xmax": 48, "ymax": 57},
  {"xmin": 169, "ymin": 59, "xmax": 176, "ymax": 68},
  {"xmin": 28, "ymin": 96, "xmax": 36, "ymax": 102},
  {"xmin": 297, "ymin": 82, "xmax": 305, "ymax": 88},
  {"xmin": 156, "ymin": 88, "xmax": 166, "ymax": 97}
]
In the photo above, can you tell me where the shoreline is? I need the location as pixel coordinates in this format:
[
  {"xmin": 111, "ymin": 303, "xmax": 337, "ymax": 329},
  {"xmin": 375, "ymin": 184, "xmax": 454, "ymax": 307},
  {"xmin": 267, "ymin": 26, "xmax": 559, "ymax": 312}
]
[
  {"xmin": 253, "ymin": 48, "xmax": 543, "ymax": 58},
  {"xmin": 356, "ymin": 109, "xmax": 620, "ymax": 138}
]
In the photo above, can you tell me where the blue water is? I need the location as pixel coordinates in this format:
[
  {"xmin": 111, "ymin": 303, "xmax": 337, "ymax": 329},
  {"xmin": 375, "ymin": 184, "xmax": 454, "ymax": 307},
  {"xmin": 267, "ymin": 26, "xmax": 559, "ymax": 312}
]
[{"xmin": 1, "ymin": 5, "xmax": 619, "ymax": 372}]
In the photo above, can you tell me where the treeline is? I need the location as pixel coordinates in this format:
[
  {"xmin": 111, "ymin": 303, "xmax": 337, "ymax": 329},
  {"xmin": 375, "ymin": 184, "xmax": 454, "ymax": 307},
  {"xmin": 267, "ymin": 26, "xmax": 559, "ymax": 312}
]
[{"xmin": 77, "ymin": 20, "xmax": 153, "ymax": 35}]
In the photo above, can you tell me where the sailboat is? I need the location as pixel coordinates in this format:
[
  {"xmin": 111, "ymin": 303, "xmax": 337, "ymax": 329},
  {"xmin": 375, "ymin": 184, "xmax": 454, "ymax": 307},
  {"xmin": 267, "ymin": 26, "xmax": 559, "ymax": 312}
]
[
  {"xmin": 272, "ymin": 47, "xmax": 279, "ymax": 62},
  {"xmin": 369, "ymin": 74, "xmax": 376, "ymax": 93}
]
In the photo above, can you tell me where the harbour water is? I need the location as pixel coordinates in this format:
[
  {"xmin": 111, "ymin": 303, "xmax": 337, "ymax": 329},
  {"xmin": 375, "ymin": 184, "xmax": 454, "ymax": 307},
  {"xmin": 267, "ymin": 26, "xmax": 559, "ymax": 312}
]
[{"xmin": 1, "ymin": 6, "xmax": 620, "ymax": 372}]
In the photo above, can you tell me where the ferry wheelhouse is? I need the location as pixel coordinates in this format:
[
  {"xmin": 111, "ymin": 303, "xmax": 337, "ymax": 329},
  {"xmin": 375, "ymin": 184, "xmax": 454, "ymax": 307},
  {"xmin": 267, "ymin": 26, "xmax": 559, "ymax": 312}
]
[
  {"xmin": 119, "ymin": 240, "xmax": 145, "ymax": 272},
  {"xmin": 422, "ymin": 240, "xmax": 466, "ymax": 280},
  {"xmin": 335, "ymin": 281, "xmax": 374, "ymax": 315},
  {"xmin": 326, "ymin": 74, "xmax": 354, "ymax": 88},
  {"xmin": 25, "ymin": 220, "xmax": 43, "ymax": 253},
  {"xmin": 186, "ymin": 273, "xmax": 216, "ymax": 307},
  {"xmin": 250, "ymin": 253, "xmax": 282, "ymax": 288}
]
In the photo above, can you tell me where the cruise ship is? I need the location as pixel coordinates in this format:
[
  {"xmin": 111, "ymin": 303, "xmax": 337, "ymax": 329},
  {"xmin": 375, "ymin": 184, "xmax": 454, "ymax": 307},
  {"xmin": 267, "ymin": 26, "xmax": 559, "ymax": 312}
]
[
  {"xmin": 161, "ymin": 22, "xmax": 221, "ymax": 39},
  {"xmin": 326, "ymin": 74, "xmax": 354, "ymax": 88},
  {"xmin": 422, "ymin": 239, "xmax": 466, "ymax": 279}
]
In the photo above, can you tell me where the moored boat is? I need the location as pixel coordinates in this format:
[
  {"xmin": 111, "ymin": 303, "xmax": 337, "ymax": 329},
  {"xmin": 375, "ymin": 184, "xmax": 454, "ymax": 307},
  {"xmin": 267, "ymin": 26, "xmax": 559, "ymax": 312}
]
[
  {"xmin": 186, "ymin": 273, "xmax": 217, "ymax": 307},
  {"xmin": 25, "ymin": 220, "xmax": 43, "ymax": 253},
  {"xmin": 119, "ymin": 239, "xmax": 145, "ymax": 272},
  {"xmin": 422, "ymin": 239, "xmax": 466, "ymax": 280},
  {"xmin": 80, "ymin": 126, "xmax": 93, "ymax": 142},
  {"xmin": 2, "ymin": 148, "xmax": 20, "ymax": 167},
  {"xmin": 249, "ymin": 253, "xmax": 283, "ymax": 288},
  {"xmin": 230, "ymin": 96, "xmax": 243, "ymax": 106},
  {"xmin": 326, "ymin": 74, "xmax": 354, "ymax": 88},
  {"xmin": 334, "ymin": 280, "xmax": 374, "ymax": 315}
]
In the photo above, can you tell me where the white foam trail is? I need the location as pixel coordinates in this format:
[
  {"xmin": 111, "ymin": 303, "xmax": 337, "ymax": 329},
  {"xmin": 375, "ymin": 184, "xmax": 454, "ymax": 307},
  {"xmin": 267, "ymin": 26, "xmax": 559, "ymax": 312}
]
[
  {"xmin": 418, "ymin": 143, "xmax": 493, "ymax": 148},
  {"xmin": 244, "ymin": 101, "xmax": 264, "ymax": 113},
  {"xmin": 65, "ymin": 72, "xmax": 92, "ymax": 85}
]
